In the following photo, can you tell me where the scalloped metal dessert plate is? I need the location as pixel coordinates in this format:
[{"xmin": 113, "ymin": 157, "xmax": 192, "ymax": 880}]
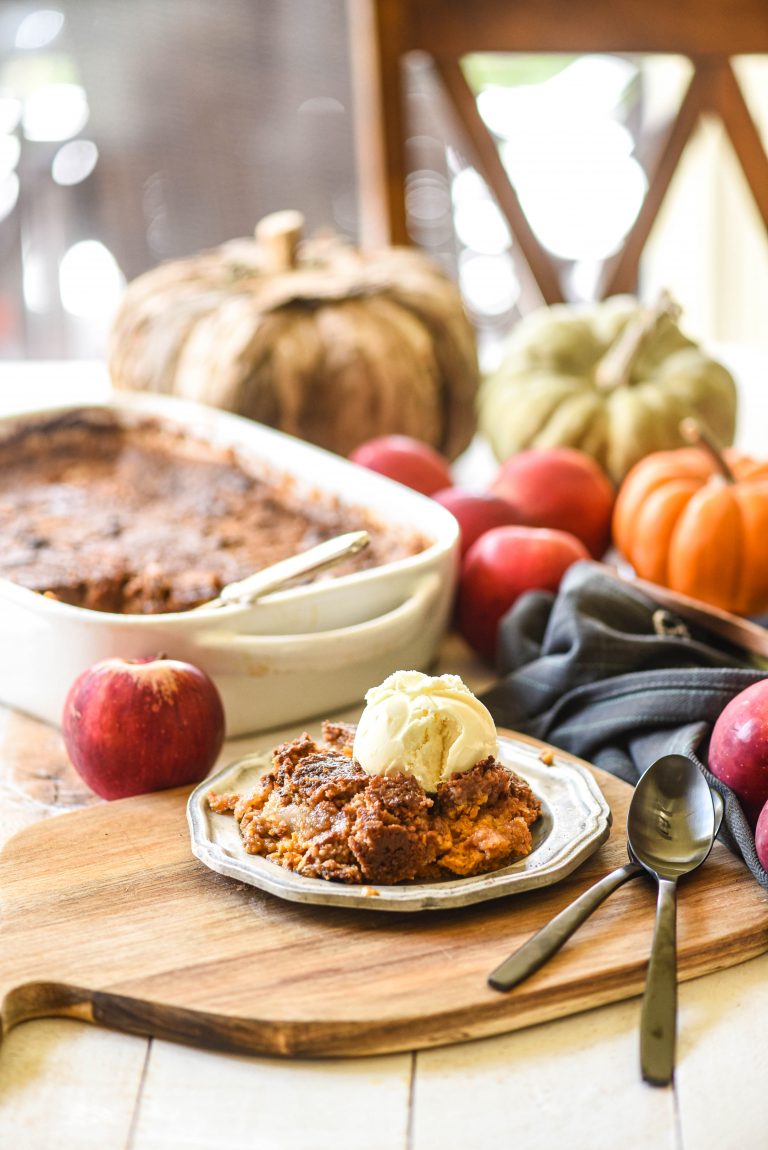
[{"xmin": 187, "ymin": 732, "xmax": 612, "ymax": 912}]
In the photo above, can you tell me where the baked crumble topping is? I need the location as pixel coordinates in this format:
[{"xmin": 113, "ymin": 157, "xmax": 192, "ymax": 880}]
[
  {"xmin": 208, "ymin": 721, "xmax": 542, "ymax": 885},
  {"xmin": 0, "ymin": 411, "xmax": 427, "ymax": 614}
]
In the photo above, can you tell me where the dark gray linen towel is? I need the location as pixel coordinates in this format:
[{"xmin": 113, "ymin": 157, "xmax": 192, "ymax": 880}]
[{"xmin": 480, "ymin": 561, "xmax": 768, "ymax": 890}]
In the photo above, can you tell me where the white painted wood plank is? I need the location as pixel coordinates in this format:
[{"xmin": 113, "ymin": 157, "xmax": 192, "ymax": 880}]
[
  {"xmin": 675, "ymin": 952, "xmax": 768, "ymax": 1149},
  {"xmin": 130, "ymin": 1041, "xmax": 412, "ymax": 1150},
  {"xmin": 411, "ymin": 1000, "xmax": 677, "ymax": 1150},
  {"xmin": 0, "ymin": 1020, "xmax": 148, "ymax": 1150}
]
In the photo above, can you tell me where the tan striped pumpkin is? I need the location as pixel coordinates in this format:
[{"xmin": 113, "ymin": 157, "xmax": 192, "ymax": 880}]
[{"xmin": 108, "ymin": 212, "xmax": 480, "ymax": 460}]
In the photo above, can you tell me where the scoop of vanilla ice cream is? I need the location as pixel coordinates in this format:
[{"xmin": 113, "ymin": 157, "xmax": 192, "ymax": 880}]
[{"xmin": 352, "ymin": 670, "xmax": 498, "ymax": 792}]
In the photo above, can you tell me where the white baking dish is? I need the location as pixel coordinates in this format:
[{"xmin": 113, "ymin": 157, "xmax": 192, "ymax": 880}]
[{"xmin": 0, "ymin": 393, "xmax": 459, "ymax": 736}]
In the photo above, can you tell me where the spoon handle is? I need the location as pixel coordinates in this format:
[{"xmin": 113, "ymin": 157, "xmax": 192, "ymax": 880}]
[
  {"xmin": 640, "ymin": 876, "xmax": 678, "ymax": 1086},
  {"xmin": 488, "ymin": 862, "xmax": 643, "ymax": 991},
  {"xmin": 196, "ymin": 531, "xmax": 370, "ymax": 610}
]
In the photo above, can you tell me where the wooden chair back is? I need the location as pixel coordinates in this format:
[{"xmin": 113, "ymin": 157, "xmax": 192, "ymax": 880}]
[{"xmin": 349, "ymin": 0, "xmax": 768, "ymax": 302}]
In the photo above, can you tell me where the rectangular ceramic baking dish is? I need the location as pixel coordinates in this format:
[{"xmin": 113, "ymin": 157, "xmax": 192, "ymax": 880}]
[{"xmin": 0, "ymin": 393, "xmax": 459, "ymax": 736}]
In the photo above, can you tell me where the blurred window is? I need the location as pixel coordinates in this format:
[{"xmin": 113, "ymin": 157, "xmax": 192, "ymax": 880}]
[
  {"xmin": 0, "ymin": 0, "xmax": 357, "ymax": 359},
  {"xmin": 0, "ymin": 3, "xmax": 764, "ymax": 362}
]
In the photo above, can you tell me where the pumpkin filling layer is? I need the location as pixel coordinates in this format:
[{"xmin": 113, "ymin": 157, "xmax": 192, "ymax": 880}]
[
  {"xmin": 207, "ymin": 722, "xmax": 542, "ymax": 884},
  {"xmin": 0, "ymin": 410, "xmax": 428, "ymax": 614}
]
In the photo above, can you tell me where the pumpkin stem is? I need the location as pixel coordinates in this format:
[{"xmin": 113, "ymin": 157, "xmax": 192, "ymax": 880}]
[
  {"xmin": 680, "ymin": 417, "xmax": 736, "ymax": 482},
  {"xmin": 594, "ymin": 290, "xmax": 682, "ymax": 392},
  {"xmin": 255, "ymin": 210, "xmax": 304, "ymax": 273}
]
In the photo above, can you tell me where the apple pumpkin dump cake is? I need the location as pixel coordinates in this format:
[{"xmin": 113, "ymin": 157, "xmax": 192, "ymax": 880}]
[
  {"xmin": 0, "ymin": 408, "xmax": 427, "ymax": 614},
  {"xmin": 208, "ymin": 672, "xmax": 542, "ymax": 885}
]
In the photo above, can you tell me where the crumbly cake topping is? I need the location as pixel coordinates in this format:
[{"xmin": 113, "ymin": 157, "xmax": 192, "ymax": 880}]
[
  {"xmin": 0, "ymin": 411, "xmax": 427, "ymax": 614},
  {"xmin": 208, "ymin": 722, "xmax": 541, "ymax": 885}
]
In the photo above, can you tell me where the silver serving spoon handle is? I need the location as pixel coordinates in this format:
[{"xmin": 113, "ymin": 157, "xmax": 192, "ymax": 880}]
[
  {"xmin": 488, "ymin": 860, "xmax": 643, "ymax": 991},
  {"xmin": 488, "ymin": 787, "xmax": 723, "ymax": 994},
  {"xmin": 194, "ymin": 530, "xmax": 370, "ymax": 610},
  {"xmin": 639, "ymin": 873, "xmax": 678, "ymax": 1085}
]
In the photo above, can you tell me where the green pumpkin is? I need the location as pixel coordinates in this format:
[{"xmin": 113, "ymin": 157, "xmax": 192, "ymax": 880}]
[{"xmin": 478, "ymin": 294, "xmax": 737, "ymax": 484}]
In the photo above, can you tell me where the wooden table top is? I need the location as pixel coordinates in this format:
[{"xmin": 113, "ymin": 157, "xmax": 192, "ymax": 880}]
[{"xmin": 1, "ymin": 357, "xmax": 767, "ymax": 1149}]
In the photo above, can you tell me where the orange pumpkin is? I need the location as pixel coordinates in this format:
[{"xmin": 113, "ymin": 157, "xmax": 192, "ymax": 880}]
[{"xmin": 613, "ymin": 429, "xmax": 768, "ymax": 615}]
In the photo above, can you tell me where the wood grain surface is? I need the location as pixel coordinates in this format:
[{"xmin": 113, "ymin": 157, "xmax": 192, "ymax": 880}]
[{"xmin": 1, "ymin": 730, "xmax": 767, "ymax": 1059}]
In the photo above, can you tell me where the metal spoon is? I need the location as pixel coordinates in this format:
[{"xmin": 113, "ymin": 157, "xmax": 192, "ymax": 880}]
[
  {"xmin": 193, "ymin": 530, "xmax": 370, "ymax": 611},
  {"xmin": 627, "ymin": 753, "xmax": 718, "ymax": 1087},
  {"xmin": 488, "ymin": 761, "xmax": 722, "ymax": 996}
]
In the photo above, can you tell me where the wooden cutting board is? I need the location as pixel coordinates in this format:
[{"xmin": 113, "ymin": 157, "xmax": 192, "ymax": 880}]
[{"xmin": 1, "ymin": 730, "xmax": 768, "ymax": 1058}]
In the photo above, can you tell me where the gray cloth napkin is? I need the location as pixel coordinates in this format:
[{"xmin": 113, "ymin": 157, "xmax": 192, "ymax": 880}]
[{"xmin": 480, "ymin": 560, "xmax": 768, "ymax": 890}]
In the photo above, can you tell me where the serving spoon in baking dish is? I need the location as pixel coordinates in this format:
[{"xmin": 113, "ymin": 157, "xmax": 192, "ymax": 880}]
[
  {"xmin": 194, "ymin": 530, "xmax": 370, "ymax": 611},
  {"xmin": 489, "ymin": 755, "xmax": 722, "ymax": 1081}
]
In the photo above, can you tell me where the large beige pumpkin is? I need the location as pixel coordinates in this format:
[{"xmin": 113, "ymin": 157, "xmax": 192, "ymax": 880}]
[
  {"xmin": 108, "ymin": 212, "xmax": 480, "ymax": 459},
  {"xmin": 478, "ymin": 293, "xmax": 737, "ymax": 484}
]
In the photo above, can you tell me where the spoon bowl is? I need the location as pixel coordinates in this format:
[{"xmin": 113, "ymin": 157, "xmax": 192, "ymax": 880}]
[{"xmin": 627, "ymin": 754, "xmax": 718, "ymax": 880}]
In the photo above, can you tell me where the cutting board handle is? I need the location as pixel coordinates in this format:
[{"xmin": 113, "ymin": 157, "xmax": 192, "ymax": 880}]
[{"xmin": 1, "ymin": 980, "xmax": 96, "ymax": 1039}]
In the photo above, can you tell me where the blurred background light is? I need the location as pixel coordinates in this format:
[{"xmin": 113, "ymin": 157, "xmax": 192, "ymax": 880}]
[
  {"xmin": 15, "ymin": 9, "xmax": 65, "ymax": 52},
  {"xmin": 23, "ymin": 248, "xmax": 50, "ymax": 314},
  {"xmin": 0, "ymin": 172, "xmax": 19, "ymax": 223},
  {"xmin": 59, "ymin": 240, "xmax": 125, "ymax": 318},
  {"xmin": 458, "ymin": 250, "xmax": 520, "ymax": 317},
  {"xmin": 0, "ymin": 134, "xmax": 20, "ymax": 180},
  {"xmin": 22, "ymin": 82, "xmax": 88, "ymax": 142},
  {"xmin": 0, "ymin": 96, "xmax": 22, "ymax": 135},
  {"xmin": 52, "ymin": 138, "xmax": 98, "ymax": 185},
  {"xmin": 297, "ymin": 96, "xmax": 345, "ymax": 115},
  {"xmin": 466, "ymin": 53, "xmax": 647, "ymax": 264},
  {"xmin": 405, "ymin": 168, "xmax": 452, "ymax": 222},
  {"xmin": 452, "ymin": 170, "xmax": 511, "ymax": 255}
]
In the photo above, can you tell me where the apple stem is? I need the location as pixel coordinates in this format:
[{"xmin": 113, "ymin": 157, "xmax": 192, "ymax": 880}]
[
  {"xmin": 679, "ymin": 418, "xmax": 736, "ymax": 482},
  {"xmin": 593, "ymin": 290, "xmax": 681, "ymax": 392}
]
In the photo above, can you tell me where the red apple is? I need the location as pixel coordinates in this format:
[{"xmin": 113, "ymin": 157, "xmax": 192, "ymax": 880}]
[
  {"xmin": 432, "ymin": 487, "xmax": 522, "ymax": 558},
  {"xmin": 457, "ymin": 525, "xmax": 589, "ymax": 660},
  {"xmin": 708, "ymin": 680, "xmax": 768, "ymax": 826},
  {"xmin": 489, "ymin": 447, "xmax": 615, "ymax": 558},
  {"xmin": 755, "ymin": 801, "xmax": 768, "ymax": 871},
  {"xmin": 349, "ymin": 435, "xmax": 452, "ymax": 496},
  {"xmin": 62, "ymin": 656, "xmax": 225, "ymax": 800}
]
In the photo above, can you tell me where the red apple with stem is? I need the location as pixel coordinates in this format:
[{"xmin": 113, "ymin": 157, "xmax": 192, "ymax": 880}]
[{"xmin": 62, "ymin": 656, "xmax": 226, "ymax": 800}]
